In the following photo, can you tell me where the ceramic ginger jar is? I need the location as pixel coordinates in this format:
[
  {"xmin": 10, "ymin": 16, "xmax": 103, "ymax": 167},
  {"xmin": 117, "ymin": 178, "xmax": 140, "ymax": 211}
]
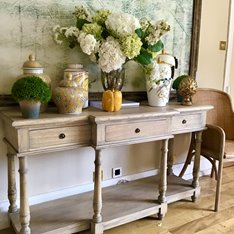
[
  {"xmin": 18, "ymin": 54, "xmax": 51, "ymax": 88},
  {"xmin": 63, "ymin": 64, "xmax": 89, "ymax": 108},
  {"xmin": 53, "ymin": 73, "xmax": 88, "ymax": 114}
]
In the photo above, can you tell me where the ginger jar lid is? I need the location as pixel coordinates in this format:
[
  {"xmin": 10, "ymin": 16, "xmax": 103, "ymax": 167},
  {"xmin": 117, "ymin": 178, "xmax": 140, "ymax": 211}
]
[
  {"xmin": 64, "ymin": 64, "xmax": 84, "ymax": 71},
  {"xmin": 156, "ymin": 49, "xmax": 176, "ymax": 67},
  {"xmin": 59, "ymin": 73, "xmax": 77, "ymax": 88},
  {"xmin": 23, "ymin": 54, "xmax": 43, "ymax": 69}
]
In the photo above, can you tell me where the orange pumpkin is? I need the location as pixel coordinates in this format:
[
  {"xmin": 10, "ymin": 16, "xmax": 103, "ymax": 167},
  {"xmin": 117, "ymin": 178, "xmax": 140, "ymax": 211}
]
[{"xmin": 102, "ymin": 90, "xmax": 122, "ymax": 112}]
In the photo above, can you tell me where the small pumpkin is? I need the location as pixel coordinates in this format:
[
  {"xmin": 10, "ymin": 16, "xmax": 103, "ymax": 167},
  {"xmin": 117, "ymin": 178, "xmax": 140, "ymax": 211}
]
[{"xmin": 102, "ymin": 90, "xmax": 122, "ymax": 112}]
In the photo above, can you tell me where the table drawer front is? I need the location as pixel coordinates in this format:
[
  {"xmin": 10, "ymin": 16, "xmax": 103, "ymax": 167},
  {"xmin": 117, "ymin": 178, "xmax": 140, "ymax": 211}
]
[
  {"xmin": 172, "ymin": 113, "xmax": 203, "ymax": 132},
  {"xmin": 29, "ymin": 125, "xmax": 91, "ymax": 150},
  {"xmin": 105, "ymin": 119, "xmax": 169, "ymax": 142}
]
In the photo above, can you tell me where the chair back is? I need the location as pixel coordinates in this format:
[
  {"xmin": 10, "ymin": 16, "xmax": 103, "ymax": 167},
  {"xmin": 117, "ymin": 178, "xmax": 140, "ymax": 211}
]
[{"xmin": 192, "ymin": 88, "xmax": 234, "ymax": 140}]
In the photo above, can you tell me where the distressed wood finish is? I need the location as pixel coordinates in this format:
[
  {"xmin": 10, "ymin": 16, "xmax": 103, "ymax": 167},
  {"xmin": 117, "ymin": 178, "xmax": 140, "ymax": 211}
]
[
  {"xmin": 158, "ymin": 139, "xmax": 169, "ymax": 204},
  {"xmin": 0, "ymin": 104, "xmax": 212, "ymax": 234},
  {"xmin": 192, "ymin": 131, "xmax": 203, "ymax": 201},
  {"xmin": 4, "ymin": 166, "xmax": 234, "ymax": 234},
  {"xmin": 19, "ymin": 157, "xmax": 30, "ymax": 234},
  {"xmin": 167, "ymin": 138, "xmax": 175, "ymax": 176},
  {"xmin": 7, "ymin": 147, "xmax": 17, "ymax": 213}
]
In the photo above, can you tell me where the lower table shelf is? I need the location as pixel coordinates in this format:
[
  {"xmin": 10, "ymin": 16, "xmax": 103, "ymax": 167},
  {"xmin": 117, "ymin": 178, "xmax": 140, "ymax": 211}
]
[{"xmin": 9, "ymin": 175, "xmax": 199, "ymax": 234}]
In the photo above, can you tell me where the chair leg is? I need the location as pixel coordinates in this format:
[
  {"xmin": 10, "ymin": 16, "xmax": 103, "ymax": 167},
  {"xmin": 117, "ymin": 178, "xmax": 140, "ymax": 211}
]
[
  {"xmin": 214, "ymin": 160, "xmax": 223, "ymax": 212},
  {"xmin": 210, "ymin": 159, "xmax": 217, "ymax": 180},
  {"xmin": 179, "ymin": 133, "xmax": 195, "ymax": 177},
  {"xmin": 202, "ymin": 156, "xmax": 218, "ymax": 180}
]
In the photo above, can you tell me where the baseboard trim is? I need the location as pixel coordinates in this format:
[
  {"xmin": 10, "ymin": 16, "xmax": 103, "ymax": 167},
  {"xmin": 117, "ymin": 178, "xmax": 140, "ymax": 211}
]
[{"xmin": 0, "ymin": 159, "xmax": 211, "ymax": 230}]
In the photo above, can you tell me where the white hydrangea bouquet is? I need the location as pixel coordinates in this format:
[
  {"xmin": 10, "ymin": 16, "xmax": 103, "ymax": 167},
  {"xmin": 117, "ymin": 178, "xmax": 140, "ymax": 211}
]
[{"xmin": 53, "ymin": 5, "xmax": 170, "ymax": 73}]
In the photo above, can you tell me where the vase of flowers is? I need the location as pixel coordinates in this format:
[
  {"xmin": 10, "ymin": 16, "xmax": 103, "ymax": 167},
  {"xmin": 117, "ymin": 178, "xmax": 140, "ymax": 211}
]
[
  {"xmin": 145, "ymin": 61, "xmax": 171, "ymax": 106},
  {"xmin": 145, "ymin": 50, "xmax": 177, "ymax": 106},
  {"xmin": 53, "ymin": 5, "xmax": 170, "ymax": 110}
]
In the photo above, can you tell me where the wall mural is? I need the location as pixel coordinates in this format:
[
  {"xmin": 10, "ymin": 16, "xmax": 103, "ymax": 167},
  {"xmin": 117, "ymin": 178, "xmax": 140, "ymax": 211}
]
[{"xmin": 0, "ymin": 0, "xmax": 193, "ymax": 93}]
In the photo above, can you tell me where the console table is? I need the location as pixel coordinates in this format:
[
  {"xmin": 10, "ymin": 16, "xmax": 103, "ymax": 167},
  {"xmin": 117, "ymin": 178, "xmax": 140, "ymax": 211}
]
[{"xmin": 0, "ymin": 103, "xmax": 212, "ymax": 234}]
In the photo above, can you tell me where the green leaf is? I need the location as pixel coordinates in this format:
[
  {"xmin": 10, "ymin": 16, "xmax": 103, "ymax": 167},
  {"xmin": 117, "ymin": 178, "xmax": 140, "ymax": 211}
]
[
  {"xmin": 76, "ymin": 18, "xmax": 89, "ymax": 30},
  {"xmin": 135, "ymin": 50, "xmax": 153, "ymax": 65},
  {"xmin": 135, "ymin": 28, "xmax": 144, "ymax": 39},
  {"xmin": 101, "ymin": 28, "xmax": 110, "ymax": 39},
  {"xmin": 148, "ymin": 40, "xmax": 164, "ymax": 52}
]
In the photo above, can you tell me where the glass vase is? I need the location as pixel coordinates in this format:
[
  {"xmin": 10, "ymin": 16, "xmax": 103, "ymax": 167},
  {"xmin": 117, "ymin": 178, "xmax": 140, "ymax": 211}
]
[{"xmin": 101, "ymin": 67, "xmax": 125, "ymax": 91}]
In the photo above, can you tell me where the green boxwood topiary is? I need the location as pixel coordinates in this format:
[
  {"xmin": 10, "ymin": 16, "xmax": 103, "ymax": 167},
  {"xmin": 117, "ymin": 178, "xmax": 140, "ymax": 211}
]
[
  {"xmin": 172, "ymin": 75, "xmax": 188, "ymax": 90},
  {"xmin": 11, "ymin": 76, "xmax": 52, "ymax": 103}
]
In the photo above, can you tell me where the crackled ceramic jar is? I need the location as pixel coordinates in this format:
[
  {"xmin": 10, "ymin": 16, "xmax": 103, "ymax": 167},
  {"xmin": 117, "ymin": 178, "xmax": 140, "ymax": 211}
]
[
  {"xmin": 18, "ymin": 54, "xmax": 51, "ymax": 88},
  {"xmin": 64, "ymin": 64, "xmax": 89, "ymax": 108},
  {"xmin": 53, "ymin": 73, "xmax": 88, "ymax": 114}
]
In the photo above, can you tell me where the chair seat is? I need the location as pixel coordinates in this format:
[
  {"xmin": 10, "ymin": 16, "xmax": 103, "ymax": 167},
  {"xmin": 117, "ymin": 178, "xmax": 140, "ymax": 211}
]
[{"xmin": 224, "ymin": 140, "xmax": 234, "ymax": 158}]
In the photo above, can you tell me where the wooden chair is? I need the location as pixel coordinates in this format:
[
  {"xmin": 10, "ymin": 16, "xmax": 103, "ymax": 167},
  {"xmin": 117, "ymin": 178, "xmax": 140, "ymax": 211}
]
[{"xmin": 179, "ymin": 88, "xmax": 234, "ymax": 211}]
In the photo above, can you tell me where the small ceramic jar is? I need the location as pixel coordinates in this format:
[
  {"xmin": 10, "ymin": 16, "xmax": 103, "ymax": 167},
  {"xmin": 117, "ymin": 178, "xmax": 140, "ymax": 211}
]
[
  {"xmin": 18, "ymin": 54, "xmax": 51, "ymax": 88},
  {"xmin": 53, "ymin": 73, "xmax": 88, "ymax": 114},
  {"xmin": 64, "ymin": 64, "xmax": 89, "ymax": 108}
]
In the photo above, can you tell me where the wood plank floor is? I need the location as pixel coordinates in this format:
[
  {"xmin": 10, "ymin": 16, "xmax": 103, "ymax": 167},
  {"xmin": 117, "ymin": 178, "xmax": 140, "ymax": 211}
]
[{"xmin": 1, "ymin": 166, "xmax": 234, "ymax": 234}]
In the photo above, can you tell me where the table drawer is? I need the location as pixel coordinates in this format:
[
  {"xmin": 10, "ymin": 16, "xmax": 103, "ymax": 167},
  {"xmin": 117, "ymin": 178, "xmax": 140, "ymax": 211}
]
[
  {"xmin": 172, "ymin": 113, "xmax": 204, "ymax": 133},
  {"xmin": 29, "ymin": 124, "xmax": 91, "ymax": 150},
  {"xmin": 105, "ymin": 119, "xmax": 170, "ymax": 143}
]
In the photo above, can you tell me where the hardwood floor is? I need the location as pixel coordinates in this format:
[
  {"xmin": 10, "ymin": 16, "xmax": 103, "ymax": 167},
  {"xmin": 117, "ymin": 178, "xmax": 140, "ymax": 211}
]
[{"xmin": 1, "ymin": 166, "xmax": 234, "ymax": 234}]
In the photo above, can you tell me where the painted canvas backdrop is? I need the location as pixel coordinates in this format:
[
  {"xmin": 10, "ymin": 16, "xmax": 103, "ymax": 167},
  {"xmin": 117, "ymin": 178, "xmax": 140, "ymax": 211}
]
[{"xmin": 0, "ymin": 0, "xmax": 193, "ymax": 93}]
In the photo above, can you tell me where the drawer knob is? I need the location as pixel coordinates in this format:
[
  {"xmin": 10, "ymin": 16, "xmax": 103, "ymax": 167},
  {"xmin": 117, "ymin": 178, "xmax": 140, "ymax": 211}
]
[
  {"xmin": 182, "ymin": 119, "xmax": 187, "ymax": 124},
  {"xmin": 59, "ymin": 133, "xmax": 66, "ymax": 139},
  {"xmin": 135, "ymin": 128, "xmax": 141, "ymax": 133}
]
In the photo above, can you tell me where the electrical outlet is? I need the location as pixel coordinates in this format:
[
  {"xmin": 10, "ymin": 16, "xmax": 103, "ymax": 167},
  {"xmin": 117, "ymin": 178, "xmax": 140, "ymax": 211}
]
[{"xmin": 112, "ymin": 167, "xmax": 122, "ymax": 178}]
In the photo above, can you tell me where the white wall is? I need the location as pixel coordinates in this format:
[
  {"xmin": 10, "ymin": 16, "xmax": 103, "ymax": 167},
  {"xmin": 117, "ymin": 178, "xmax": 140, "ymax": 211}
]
[
  {"xmin": 231, "ymin": 38, "xmax": 234, "ymax": 98},
  {"xmin": 227, "ymin": 0, "xmax": 234, "ymax": 101},
  {"xmin": 197, "ymin": 0, "xmax": 230, "ymax": 89}
]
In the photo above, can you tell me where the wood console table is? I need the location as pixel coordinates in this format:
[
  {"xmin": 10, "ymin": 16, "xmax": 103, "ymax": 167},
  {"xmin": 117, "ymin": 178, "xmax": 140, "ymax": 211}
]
[{"xmin": 0, "ymin": 103, "xmax": 212, "ymax": 234}]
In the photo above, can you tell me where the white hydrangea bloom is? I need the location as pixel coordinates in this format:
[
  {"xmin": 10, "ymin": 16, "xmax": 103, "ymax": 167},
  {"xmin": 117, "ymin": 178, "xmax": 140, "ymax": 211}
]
[
  {"xmin": 64, "ymin": 27, "xmax": 79, "ymax": 38},
  {"xmin": 52, "ymin": 25, "xmax": 63, "ymax": 44},
  {"xmin": 98, "ymin": 37, "xmax": 126, "ymax": 73},
  {"xmin": 53, "ymin": 33, "xmax": 63, "ymax": 44},
  {"xmin": 145, "ymin": 20, "xmax": 170, "ymax": 46},
  {"xmin": 78, "ymin": 32, "xmax": 97, "ymax": 55},
  {"xmin": 105, "ymin": 12, "xmax": 141, "ymax": 37},
  {"xmin": 52, "ymin": 25, "xmax": 60, "ymax": 33},
  {"xmin": 89, "ymin": 41, "xmax": 100, "ymax": 62}
]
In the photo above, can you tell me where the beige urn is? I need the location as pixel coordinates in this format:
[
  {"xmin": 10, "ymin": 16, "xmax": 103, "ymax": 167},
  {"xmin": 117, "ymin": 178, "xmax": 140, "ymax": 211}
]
[
  {"xmin": 63, "ymin": 64, "xmax": 89, "ymax": 108},
  {"xmin": 18, "ymin": 54, "xmax": 51, "ymax": 88},
  {"xmin": 53, "ymin": 73, "xmax": 88, "ymax": 114}
]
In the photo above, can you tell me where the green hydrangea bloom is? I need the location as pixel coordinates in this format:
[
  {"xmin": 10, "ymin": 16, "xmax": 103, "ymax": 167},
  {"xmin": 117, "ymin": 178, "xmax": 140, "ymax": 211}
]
[
  {"xmin": 82, "ymin": 23, "xmax": 103, "ymax": 40},
  {"xmin": 93, "ymin": 9, "xmax": 112, "ymax": 25},
  {"xmin": 120, "ymin": 34, "xmax": 142, "ymax": 59}
]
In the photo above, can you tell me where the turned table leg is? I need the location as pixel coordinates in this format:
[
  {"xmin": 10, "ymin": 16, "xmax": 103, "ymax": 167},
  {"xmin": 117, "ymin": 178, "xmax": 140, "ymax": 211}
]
[
  {"xmin": 191, "ymin": 131, "xmax": 202, "ymax": 202},
  {"xmin": 158, "ymin": 139, "xmax": 169, "ymax": 219},
  {"xmin": 7, "ymin": 149, "xmax": 17, "ymax": 213},
  {"xmin": 167, "ymin": 138, "xmax": 175, "ymax": 175},
  {"xmin": 91, "ymin": 149, "xmax": 103, "ymax": 234},
  {"xmin": 19, "ymin": 157, "xmax": 31, "ymax": 234}
]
